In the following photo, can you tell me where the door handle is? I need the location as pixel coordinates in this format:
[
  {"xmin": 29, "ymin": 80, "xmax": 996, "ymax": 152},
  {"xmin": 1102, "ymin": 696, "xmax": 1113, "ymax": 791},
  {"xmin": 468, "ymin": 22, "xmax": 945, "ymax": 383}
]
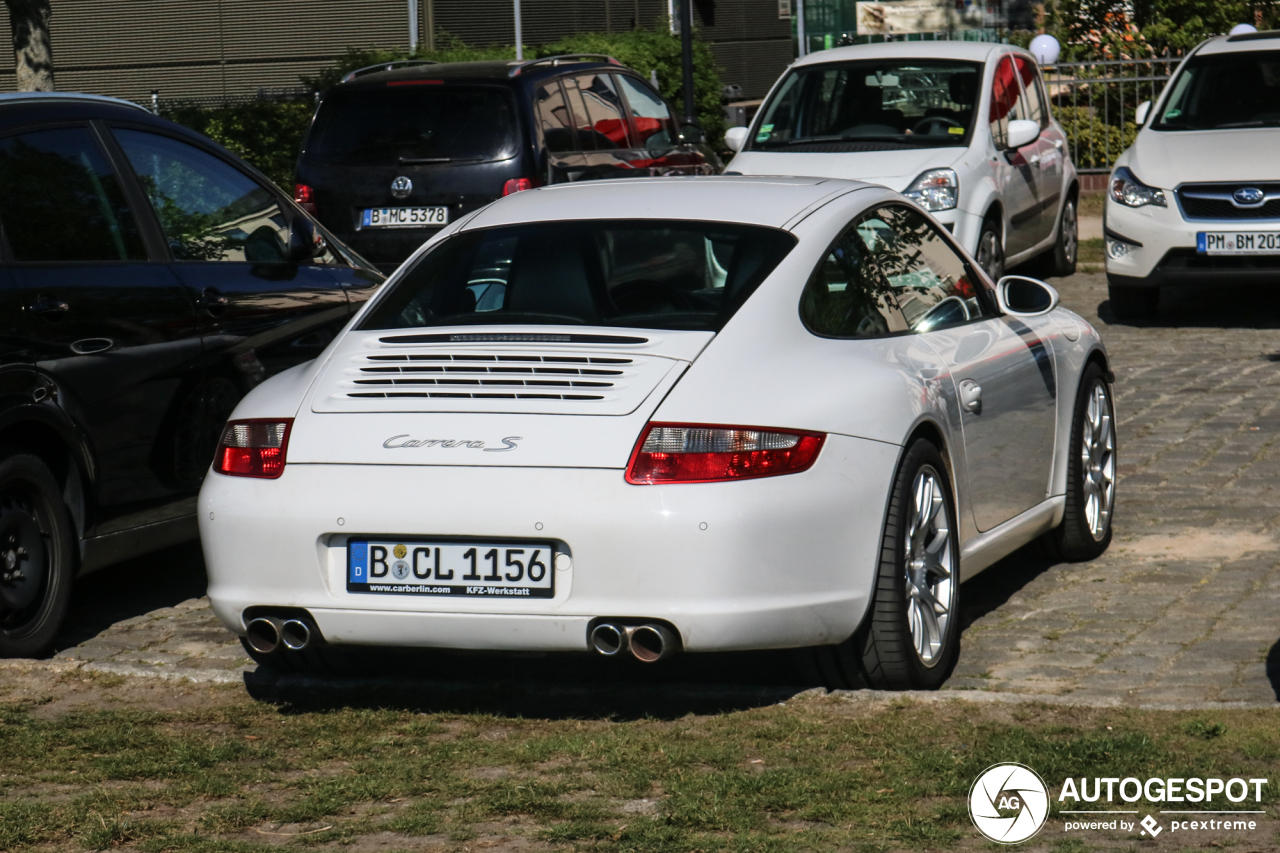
[
  {"xmin": 29, "ymin": 297, "xmax": 69, "ymax": 316},
  {"xmin": 71, "ymin": 338, "xmax": 114, "ymax": 355},
  {"xmin": 959, "ymin": 379, "xmax": 982, "ymax": 414},
  {"xmin": 197, "ymin": 287, "xmax": 229, "ymax": 312}
]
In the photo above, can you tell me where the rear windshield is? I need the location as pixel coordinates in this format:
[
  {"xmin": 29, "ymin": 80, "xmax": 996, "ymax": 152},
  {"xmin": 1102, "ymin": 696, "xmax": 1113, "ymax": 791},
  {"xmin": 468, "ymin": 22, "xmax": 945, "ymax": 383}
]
[
  {"xmin": 749, "ymin": 59, "xmax": 982, "ymax": 152},
  {"xmin": 304, "ymin": 85, "xmax": 519, "ymax": 166},
  {"xmin": 360, "ymin": 220, "xmax": 797, "ymax": 333},
  {"xmin": 1154, "ymin": 50, "xmax": 1280, "ymax": 130}
]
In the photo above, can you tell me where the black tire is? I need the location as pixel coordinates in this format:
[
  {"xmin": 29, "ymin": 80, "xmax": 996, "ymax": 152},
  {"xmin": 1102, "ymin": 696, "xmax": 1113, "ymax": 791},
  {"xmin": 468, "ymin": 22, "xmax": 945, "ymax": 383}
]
[
  {"xmin": 1051, "ymin": 196, "xmax": 1078, "ymax": 277},
  {"xmin": 1107, "ymin": 280, "xmax": 1158, "ymax": 321},
  {"xmin": 0, "ymin": 451, "xmax": 76, "ymax": 658},
  {"xmin": 825, "ymin": 439, "xmax": 961, "ymax": 690},
  {"xmin": 975, "ymin": 217, "xmax": 1005, "ymax": 283},
  {"xmin": 1042, "ymin": 364, "xmax": 1116, "ymax": 562}
]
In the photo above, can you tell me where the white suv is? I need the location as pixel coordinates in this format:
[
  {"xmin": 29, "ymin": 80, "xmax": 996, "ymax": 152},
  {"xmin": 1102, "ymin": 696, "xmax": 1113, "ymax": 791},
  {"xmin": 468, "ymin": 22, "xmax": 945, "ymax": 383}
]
[
  {"xmin": 723, "ymin": 42, "xmax": 1079, "ymax": 282},
  {"xmin": 1105, "ymin": 31, "xmax": 1280, "ymax": 319}
]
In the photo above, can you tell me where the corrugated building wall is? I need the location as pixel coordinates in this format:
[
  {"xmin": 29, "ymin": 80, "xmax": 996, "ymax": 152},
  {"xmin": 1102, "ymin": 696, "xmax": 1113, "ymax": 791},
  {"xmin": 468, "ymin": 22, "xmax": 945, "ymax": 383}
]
[{"xmin": 0, "ymin": 1, "xmax": 792, "ymax": 104}]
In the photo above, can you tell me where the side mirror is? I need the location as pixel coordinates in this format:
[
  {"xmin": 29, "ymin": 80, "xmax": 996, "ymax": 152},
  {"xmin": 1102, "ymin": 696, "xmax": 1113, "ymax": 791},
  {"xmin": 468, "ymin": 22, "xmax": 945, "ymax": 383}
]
[
  {"xmin": 1135, "ymin": 100, "xmax": 1151, "ymax": 126},
  {"xmin": 1006, "ymin": 118, "xmax": 1041, "ymax": 150},
  {"xmin": 678, "ymin": 122, "xmax": 705, "ymax": 144},
  {"xmin": 288, "ymin": 216, "xmax": 326, "ymax": 263},
  {"xmin": 996, "ymin": 275, "xmax": 1059, "ymax": 317},
  {"xmin": 724, "ymin": 126, "xmax": 749, "ymax": 152}
]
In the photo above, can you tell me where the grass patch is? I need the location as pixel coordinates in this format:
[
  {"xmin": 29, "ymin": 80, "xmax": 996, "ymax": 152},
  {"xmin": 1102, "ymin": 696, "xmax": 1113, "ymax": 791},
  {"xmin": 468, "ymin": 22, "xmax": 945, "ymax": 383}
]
[
  {"xmin": 0, "ymin": 694, "xmax": 1276, "ymax": 852},
  {"xmin": 1078, "ymin": 237, "xmax": 1104, "ymax": 270}
]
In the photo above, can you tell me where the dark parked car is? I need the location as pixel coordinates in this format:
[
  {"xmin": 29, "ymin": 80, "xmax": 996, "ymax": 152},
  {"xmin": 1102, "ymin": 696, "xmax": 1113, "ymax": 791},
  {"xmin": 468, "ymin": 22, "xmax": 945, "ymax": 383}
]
[
  {"xmin": 294, "ymin": 54, "xmax": 723, "ymax": 271},
  {"xmin": 0, "ymin": 92, "xmax": 382, "ymax": 657}
]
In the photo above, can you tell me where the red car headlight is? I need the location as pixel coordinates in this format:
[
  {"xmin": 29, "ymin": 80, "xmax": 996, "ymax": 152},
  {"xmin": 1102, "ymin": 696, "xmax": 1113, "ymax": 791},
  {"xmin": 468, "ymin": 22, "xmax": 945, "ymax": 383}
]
[
  {"xmin": 625, "ymin": 423, "xmax": 825, "ymax": 484},
  {"xmin": 214, "ymin": 419, "xmax": 293, "ymax": 479}
]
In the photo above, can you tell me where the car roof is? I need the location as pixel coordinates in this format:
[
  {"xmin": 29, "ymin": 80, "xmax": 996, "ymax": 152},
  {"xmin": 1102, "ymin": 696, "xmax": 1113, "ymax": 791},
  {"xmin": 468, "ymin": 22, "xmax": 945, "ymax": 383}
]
[
  {"xmin": 1196, "ymin": 31, "xmax": 1280, "ymax": 55},
  {"xmin": 0, "ymin": 91, "xmax": 150, "ymax": 112},
  {"xmin": 336, "ymin": 57, "xmax": 627, "ymax": 89},
  {"xmin": 462, "ymin": 176, "xmax": 873, "ymax": 231},
  {"xmin": 792, "ymin": 40, "xmax": 1009, "ymax": 69}
]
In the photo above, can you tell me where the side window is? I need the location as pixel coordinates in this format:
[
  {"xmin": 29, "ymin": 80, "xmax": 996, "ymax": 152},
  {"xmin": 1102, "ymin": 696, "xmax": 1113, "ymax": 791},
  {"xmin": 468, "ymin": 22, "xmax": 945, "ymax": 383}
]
[
  {"xmin": 863, "ymin": 206, "xmax": 992, "ymax": 332},
  {"xmin": 1013, "ymin": 56, "xmax": 1046, "ymax": 128},
  {"xmin": 565, "ymin": 74, "xmax": 632, "ymax": 151},
  {"xmin": 799, "ymin": 213, "xmax": 908, "ymax": 338},
  {"xmin": 615, "ymin": 75, "xmax": 678, "ymax": 150},
  {"xmin": 534, "ymin": 81, "xmax": 578, "ymax": 155},
  {"xmin": 0, "ymin": 127, "xmax": 147, "ymax": 262},
  {"xmin": 989, "ymin": 56, "xmax": 1023, "ymax": 150},
  {"xmin": 114, "ymin": 129, "xmax": 289, "ymax": 263}
]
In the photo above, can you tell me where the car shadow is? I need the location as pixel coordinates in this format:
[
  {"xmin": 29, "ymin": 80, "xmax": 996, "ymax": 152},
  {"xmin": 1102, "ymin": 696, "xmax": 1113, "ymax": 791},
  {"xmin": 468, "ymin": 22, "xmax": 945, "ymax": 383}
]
[
  {"xmin": 243, "ymin": 646, "xmax": 822, "ymax": 720},
  {"xmin": 958, "ymin": 541, "xmax": 1059, "ymax": 632},
  {"xmin": 51, "ymin": 541, "xmax": 208, "ymax": 655},
  {"xmin": 1098, "ymin": 282, "xmax": 1280, "ymax": 329}
]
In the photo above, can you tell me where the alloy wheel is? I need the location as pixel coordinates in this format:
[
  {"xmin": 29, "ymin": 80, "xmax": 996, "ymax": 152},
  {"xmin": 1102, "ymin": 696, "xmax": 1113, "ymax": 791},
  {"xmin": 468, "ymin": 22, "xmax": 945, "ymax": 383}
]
[
  {"xmin": 1062, "ymin": 201, "xmax": 1078, "ymax": 265},
  {"xmin": 904, "ymin": 467, "xmax": 955, "ymax": 665},
  {"xmin": 977, "ymin": 229, "xmax": 1004, "ymax": 282},
  {"xmin": 1081, "ymin": 382, "xmax": 1116, "ymax": 540}
]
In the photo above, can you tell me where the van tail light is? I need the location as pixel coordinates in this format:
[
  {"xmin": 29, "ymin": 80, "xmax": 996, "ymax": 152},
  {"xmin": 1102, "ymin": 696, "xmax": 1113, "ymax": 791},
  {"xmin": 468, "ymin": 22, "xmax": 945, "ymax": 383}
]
[
  {"xmin": 502, "ymin": 177, "xmax": 539, "ymax": 196},
  {"xmin": 215, "ymin": 419, "xmax": 293, "ymax": 479},
  {"xmin": 294, "ymin": 183, "xmax": 317, "ymax": 214},
  {"xmin": 625, "ymin": 423, "xmax": 825, "ymax": 484}
]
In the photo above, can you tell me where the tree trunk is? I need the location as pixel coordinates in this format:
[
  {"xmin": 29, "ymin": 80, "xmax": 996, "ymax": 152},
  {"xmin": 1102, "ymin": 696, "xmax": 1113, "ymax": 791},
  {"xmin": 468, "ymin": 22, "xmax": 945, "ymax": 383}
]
[{"xmin": 7, "ymin": 0, "xmax": 53, "ymax": 92}]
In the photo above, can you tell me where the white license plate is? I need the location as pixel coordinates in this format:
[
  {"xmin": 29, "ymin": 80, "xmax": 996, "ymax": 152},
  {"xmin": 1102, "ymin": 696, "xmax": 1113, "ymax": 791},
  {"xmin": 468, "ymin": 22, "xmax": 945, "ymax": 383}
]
[
  {"xmin": 347, "ymin": 539, "xmax": 554, "ymax": 598},
  {"xmin": 361, "ymin": 206, "xmax": 449, "ymax": 229},
  {"xmin": 1197, "ymin": 231, "xmax": 1280, "ymax": 254}
]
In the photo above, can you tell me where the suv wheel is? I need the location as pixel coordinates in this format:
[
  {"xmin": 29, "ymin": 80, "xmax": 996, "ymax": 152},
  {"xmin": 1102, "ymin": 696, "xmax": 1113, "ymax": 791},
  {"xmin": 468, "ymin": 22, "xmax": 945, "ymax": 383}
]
[{"xmin": 0, "ymin": 451, "xmax": 75, "ymax": 658}]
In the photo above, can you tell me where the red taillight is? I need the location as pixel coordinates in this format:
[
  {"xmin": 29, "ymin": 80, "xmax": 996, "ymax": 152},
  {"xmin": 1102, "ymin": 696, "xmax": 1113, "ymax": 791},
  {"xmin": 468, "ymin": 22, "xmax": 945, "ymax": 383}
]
[
  {"xmin": 502, "ymin": 177, "xmax": 538, "ymax": 196},
  {"xmin": 214, "ymin": 419, "xmax": 294, "ymax": 479},
  {"xmin": 293, "ymin": 183, "xmax": 316, "ymax": 214},
  {"xmin": 625, "ymin": 423, "xmax": 825, "ymax": 485}
]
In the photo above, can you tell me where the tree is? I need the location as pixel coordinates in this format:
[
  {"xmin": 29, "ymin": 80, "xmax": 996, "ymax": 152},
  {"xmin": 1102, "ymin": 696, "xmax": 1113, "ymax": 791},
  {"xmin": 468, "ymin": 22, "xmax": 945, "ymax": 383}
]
[{"xmin": 6, "ymin": 0, "xmax": 53, "ymax": 91}]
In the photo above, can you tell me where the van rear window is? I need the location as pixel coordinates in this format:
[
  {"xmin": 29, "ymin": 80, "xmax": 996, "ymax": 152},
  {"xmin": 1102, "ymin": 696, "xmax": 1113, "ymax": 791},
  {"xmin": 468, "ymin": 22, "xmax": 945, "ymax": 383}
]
[{"xmin": 304, "ymin": 86, "xmax": 518, "ymax": 166}]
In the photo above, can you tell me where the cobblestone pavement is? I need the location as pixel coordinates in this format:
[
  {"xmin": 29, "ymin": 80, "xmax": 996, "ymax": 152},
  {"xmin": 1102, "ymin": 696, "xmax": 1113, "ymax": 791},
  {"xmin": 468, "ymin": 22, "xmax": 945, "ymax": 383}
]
[{"xmin": 3, "ymin": 268, "xmax": 1279, "ymax": 707}]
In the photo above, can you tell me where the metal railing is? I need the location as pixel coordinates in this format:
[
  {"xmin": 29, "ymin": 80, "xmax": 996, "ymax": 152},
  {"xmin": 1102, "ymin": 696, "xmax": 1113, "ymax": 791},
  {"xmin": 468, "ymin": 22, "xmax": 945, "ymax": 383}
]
[{"xmin": 1042, "ymin": 58, "xmax": 1180, "ymax": 173}]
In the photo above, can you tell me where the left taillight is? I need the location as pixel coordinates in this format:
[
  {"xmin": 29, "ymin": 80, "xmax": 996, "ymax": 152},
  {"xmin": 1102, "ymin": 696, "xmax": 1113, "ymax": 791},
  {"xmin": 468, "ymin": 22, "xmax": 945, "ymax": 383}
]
[
  {"xmin": 293, "ymin": 183, "xmax": 316, "ymax": 214},
  {"xmin": 625, "ymin": 423, "xmax": 825, "ymax": 485},
  {"xmin": 502, "ymin": 177, "xmax": 539, "ymax": 196},
  {"xmin": 214, "ymin": 419, "xmax": 294, "ymax": 479}
]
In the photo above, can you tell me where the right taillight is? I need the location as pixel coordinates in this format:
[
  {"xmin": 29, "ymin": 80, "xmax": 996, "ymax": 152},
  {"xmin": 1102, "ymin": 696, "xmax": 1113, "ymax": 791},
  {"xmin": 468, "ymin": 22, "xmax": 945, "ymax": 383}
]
[
  {"xmin": 294, "ymin": 183, "xmax": 317, "ymax": 214},
  {"xmin": 214, "ymin": 419, "xmax": 293, "ymax": 479},
  {"xmin": 625, "ymin": 423, "xmax": 825, "ymax": 484}
]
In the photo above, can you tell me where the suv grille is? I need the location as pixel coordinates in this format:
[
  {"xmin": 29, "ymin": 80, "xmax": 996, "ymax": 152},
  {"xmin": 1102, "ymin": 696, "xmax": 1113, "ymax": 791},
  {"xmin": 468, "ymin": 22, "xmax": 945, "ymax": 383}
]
[{"xmin": 1177, "ymin": 183, "xmax": 1280, "ymax": 220}]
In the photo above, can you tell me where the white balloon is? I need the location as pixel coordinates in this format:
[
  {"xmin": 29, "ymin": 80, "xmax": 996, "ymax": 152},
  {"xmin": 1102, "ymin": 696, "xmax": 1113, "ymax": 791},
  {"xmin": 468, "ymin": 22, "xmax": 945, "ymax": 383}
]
[
  {"xmin": 1029, "ymin": 34, "xmax": 1061, "ymax": 66},
  {"xmin": 1230, "ymin": 23, "xmax": 1258, "ymax": 35}
]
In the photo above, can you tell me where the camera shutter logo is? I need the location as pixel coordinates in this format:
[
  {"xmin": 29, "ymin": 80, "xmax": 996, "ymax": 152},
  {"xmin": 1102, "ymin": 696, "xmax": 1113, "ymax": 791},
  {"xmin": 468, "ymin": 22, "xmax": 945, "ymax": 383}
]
[{"xmin": 969, "ymin": 763, "xmax": 1050, "ymax": 844}]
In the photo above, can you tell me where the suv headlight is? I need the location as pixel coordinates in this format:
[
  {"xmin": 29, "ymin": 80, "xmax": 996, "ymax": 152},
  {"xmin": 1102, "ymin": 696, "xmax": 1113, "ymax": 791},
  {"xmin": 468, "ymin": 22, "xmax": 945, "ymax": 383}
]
[
  {"xmin": 904, "ymin": 168, "xmax": 958, "ymax": 212},
  {"xmin": 1110, "ymin": 166, "xmax": 1166, "ymax": 208}
]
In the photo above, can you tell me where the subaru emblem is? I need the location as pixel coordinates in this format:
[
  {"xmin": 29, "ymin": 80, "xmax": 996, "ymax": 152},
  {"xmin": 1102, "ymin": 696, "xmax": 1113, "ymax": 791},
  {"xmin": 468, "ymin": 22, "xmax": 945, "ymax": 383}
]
[
  {"xmin": 1233, "ymin": 186, "xmax": 1264, "ymax": 206},
  {"xmin": 390, "ymin": 176, "xmax": 413, "ymax": 199}
]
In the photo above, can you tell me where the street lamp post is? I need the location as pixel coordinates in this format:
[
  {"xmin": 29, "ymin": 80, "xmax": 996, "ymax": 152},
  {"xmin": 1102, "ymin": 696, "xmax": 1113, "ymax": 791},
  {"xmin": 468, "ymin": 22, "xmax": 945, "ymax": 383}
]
[
  {"xmin": 514, "ymin": 0, "xmax": 523, "ymax": 60},
  {"xmin": 679, "ymin": 0, "xmax": 695, "ymax": 124},
  {"xmin": 408, "ymin": 0, "xmax": 419, "ymax": 53}
]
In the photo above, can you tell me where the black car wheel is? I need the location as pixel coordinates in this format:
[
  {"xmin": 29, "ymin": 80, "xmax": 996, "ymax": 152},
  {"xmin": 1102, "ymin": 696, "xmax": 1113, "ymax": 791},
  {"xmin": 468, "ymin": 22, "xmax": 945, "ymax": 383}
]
[{"xmin": 0, "ymin": 451, "xmax": 75, "ymax": 658}]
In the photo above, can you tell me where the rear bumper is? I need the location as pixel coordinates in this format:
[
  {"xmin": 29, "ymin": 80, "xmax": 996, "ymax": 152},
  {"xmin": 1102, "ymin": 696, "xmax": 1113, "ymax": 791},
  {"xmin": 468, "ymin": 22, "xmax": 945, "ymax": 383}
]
[{"xmin": 199, "ymin": 434, "xmax": 899, "ymax": 653}]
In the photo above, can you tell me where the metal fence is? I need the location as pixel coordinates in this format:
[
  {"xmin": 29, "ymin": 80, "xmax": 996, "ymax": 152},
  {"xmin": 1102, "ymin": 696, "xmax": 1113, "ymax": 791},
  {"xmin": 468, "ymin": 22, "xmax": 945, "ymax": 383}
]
[{"xmin": 1042, "ymin": 58, "xmax": 1179, "ymax": 173}]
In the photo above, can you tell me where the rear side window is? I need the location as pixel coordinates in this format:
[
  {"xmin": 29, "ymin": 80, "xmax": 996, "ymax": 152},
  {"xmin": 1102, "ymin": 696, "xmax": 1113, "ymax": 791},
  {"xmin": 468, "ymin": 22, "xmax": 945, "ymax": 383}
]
[
  {"xmin": 535, "ymin": 81, "xmax": 577, "ymax": 154},
  {"xmin": 115, "ymin": 129, "xmax": 289, "ymax": 263},
  {"xmin": 565, "ymin": 74, "xmax": 632, "ymax": 150},
  {"xmin": 361, "ymin": 220, "xmax": 796, "ymax": 333},
  {"xmin": 0, "ymin": 127, "xmax": 146, "ymax": 262},
  {"xmin": 616, "ymin": 75, "xmax": 677, "ymax": 149},
  {"xmin": 305, "ymin": 86, "xmax": 518, "ymax": 165},
  {"xmin": 801, "ymin": 206, "xmax": 990, "ymax": 338}
]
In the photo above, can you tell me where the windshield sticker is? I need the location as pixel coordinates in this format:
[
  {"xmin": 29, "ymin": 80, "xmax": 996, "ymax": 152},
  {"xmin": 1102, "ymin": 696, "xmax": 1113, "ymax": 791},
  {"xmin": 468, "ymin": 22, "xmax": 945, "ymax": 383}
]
[{"xmin": 948, "ymin": 126, "xmax": 964, "ymax": 134}]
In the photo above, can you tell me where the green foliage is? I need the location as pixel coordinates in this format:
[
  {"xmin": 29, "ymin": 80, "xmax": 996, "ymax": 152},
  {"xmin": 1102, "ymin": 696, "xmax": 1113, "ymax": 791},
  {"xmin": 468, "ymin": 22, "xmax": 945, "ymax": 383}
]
[
  {"xmin": 160, "ymin": 100, "xmax": 313, "ymax": 189},
  {"xmin": 1141, "ymin": 0, "xmax": 1249, "ymax": 54},
  {"xmin": 301, "ymin": 32, "xmax": 518, "ymax": 92},
  {"xmin": 1184, "ymin": 719, "xmax": 1227, "ymax": 739},
  {"xmin": 1055, "ymin": 105, "xmax": 1138, "ymax": 169}
]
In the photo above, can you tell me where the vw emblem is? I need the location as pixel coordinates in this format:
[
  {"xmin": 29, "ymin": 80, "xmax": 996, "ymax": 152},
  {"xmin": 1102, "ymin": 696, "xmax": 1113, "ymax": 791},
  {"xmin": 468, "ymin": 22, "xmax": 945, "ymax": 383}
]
[
  {"xmin": 390, "ymin": 176, "xmax": 413, "ymax": 199},
  {"xmin": 1233, "ymin": 186, "xmax": 1265, "ymax": 206}
]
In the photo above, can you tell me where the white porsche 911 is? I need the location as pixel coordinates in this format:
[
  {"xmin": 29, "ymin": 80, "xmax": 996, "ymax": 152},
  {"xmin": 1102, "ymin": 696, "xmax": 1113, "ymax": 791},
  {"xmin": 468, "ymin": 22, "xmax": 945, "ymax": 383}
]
[{"xmin": 199, "ymin": 176, "xmax": 1116, "ymax": 690}]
